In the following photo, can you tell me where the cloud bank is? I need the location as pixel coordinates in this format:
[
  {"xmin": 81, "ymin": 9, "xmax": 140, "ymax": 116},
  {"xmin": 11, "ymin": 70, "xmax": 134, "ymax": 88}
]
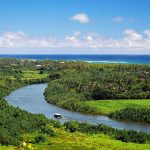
[{"xmin": 0, "ymin": 29, "xmax": 150, "ymax": 52}]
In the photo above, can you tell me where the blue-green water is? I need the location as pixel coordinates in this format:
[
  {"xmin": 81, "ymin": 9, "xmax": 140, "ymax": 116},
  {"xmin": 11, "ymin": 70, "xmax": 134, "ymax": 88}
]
[{"xmin": 0, "ymin": 54, "xmax": 150, "ymax": 64}]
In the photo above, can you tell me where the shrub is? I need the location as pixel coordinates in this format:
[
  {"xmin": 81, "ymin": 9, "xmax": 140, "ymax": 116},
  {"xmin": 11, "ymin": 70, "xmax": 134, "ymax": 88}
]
[{"xmin": 34, "ymin": 134, "xmax": 46, "ymax": 144}]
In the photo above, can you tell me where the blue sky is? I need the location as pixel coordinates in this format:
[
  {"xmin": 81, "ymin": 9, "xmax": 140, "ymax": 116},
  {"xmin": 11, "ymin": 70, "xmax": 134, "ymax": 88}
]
[{"xmin": 0, "ymin": 0, "xmax": 150, "ymax": 54}]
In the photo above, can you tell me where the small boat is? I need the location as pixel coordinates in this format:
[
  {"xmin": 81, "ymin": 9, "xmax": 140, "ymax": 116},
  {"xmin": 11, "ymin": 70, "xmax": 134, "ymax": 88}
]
[{"xmin": 54, "ymin": 113, "xmax": 63, "ymax": 119}]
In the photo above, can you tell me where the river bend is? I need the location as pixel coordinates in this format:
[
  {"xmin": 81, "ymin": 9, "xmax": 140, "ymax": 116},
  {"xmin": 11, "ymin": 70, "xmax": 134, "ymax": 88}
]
[{"xmin": 5, "ymin": 84, "xmax": 150, "ymax": 132}]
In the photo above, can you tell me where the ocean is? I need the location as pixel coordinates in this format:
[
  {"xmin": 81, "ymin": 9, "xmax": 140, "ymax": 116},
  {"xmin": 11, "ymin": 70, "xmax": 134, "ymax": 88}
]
[{"xmin": 0, "ymin": 54, "xmax": 150, "ymax": 64}]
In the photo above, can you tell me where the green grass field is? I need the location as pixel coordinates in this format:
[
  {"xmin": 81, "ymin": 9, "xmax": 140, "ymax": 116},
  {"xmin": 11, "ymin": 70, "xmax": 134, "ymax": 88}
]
[
  {"xmin": 7, "ymin": 70, "xmax": 48, "ymax": 81},
  {"xmin": 21, "ymin": 71, "xmax": 48, "ymax": 80},
  {"xmin": 1, "ymin": 129, "xmax": 150, "ymax": 150},
  {"xmin": 85, "ymin": 99, "xmax": 150, "ymax": 115}
]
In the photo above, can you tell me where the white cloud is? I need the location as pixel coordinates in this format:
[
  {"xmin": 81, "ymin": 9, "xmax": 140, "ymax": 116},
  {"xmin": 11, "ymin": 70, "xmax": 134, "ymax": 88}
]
[
  {"xmin": 124, "ymin": 29, "xmax": 143, "ymax": 40},
  {"xmin": 144, "ymin": 30, "xmax": 150, "ymax": 38},
  {"xmin": 113, "ymin": 16, "xmax": 124, "ymax": 23},
  {"xmin": 71, "ymin": 13, "xmax": 90, "ymax": 23},
  {"xmin": 0, "ymin": 29, "xmax": 150, "ymax": 51},
  {"xmin": 87, "ymin": 35, "xmax": 93, "ymax": 41}
]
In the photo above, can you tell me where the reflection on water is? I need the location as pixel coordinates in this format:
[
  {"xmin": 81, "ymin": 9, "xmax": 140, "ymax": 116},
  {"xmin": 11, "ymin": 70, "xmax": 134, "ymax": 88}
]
[{"xmin": 5, "ymin": 84, "xmax": 150, "ymax": 132}]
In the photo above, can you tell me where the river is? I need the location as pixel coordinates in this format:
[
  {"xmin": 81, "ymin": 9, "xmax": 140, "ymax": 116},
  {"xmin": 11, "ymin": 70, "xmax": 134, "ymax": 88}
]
[{"xmin": 5, "ymin": 84, "xmax": 150, "ymax": 132}]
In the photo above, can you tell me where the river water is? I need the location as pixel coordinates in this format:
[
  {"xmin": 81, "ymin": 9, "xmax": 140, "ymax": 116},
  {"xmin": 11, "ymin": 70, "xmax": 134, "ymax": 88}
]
[{"xmin": 5, "ymin": 84, "xmax": 150, "ymax": 132}]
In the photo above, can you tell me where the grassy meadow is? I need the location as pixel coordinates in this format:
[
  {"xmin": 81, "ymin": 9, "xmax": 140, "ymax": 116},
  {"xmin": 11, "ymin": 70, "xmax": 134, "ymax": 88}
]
[
  {"xmin": 85, "ymin": 99, "xmax": 150, "ymax": 115},
  {"xmin": 8, "ymin": 70, "xmax": 48, "ymax": 81},
  {"xmin": 21, "ymin": 71, "xmax": 49, "ymax": 80}
]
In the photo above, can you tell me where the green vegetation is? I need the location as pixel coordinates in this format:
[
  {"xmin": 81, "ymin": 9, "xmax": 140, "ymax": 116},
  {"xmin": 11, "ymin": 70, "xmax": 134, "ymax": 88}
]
[
  {"xmin": 0, "ymin": 146, "xmax": 15, "ymax": 150},
  {"xmin": 21, "ymin": 70, "xmax": 49, "ymax": 80},
  {"xmin": 64, "ymin": 121, "xmax": 150, "ymax": 144},
  {"xmin": 0, "ymin": 59, "xmax": 150, "ymax": 149},
  {"xmin": 0, "ymin": 79, "xmax": 56, "ymax": 146},
  {"xmin": 30, "ymin": 129, "xmax": 150, "ymax": 150},
  {"xmin": 109, "ymin": 107, "xmax": 150, "ymax": 123},
  {"xmin": 85, "ymin": 99, "xmax": 150, "ymax": 114},
  {"xmin": 44, "ymin": 62, "xmax": 150, "ymax": 123},
  {"xmin": 1, "ymin": 129, "xmax": 150, "ymax": 150}
]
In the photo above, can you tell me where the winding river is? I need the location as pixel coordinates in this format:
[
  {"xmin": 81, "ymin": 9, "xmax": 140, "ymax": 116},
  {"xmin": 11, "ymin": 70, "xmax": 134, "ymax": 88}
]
[{"xmin": 5, "ymin": 84, "xmax": 150, "ymax": 132}]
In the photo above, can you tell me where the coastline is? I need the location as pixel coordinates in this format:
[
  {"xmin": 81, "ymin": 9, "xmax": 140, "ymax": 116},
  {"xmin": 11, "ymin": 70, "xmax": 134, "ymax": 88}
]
[{"xmin": 0, "ymin": 54, "xmax": 150, "ymax": 64}]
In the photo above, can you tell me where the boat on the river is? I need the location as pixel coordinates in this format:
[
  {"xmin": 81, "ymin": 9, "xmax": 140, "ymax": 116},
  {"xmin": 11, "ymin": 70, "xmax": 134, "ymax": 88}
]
[{"xmin": 54, "ymin": 113, "xmax": 63, "ymax": 119}]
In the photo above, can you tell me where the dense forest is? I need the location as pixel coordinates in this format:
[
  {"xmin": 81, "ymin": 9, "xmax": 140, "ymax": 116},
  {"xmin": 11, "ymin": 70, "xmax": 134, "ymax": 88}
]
[
  {"xmin": 45, "ymin": 62, "xmax": 150, "ymax": 100},
  {"xmin": 0, "ymin": 59, "xmax": 150, "ymax": 149}
]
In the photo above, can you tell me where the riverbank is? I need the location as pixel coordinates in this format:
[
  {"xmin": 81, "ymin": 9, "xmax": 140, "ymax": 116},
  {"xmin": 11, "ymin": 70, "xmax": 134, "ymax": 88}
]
[
  {"xmin": 85, "ymin": 100, "xmax": 150, "ymax": 123},
  {"xmin": 45, "ymin": 86, "xmax": 150, "ymax": 124},
  {"xmin": 6, "ymin": 84, "xmax": 150, "ymax": 132},
  {"xmin": 44, "ymin": 62, "xmax": 150, "ymax": 124}
]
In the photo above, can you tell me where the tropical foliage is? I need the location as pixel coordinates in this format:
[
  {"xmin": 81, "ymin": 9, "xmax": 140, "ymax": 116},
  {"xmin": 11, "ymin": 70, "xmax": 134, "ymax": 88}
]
[{"xmin": 109, "ymin": 107, "xmax": 150, "ymax": 123}]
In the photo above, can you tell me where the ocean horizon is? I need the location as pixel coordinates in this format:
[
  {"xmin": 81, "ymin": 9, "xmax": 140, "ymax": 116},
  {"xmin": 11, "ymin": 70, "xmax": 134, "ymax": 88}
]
[{"xmin": 0, "ymin": 54, "xmax": 150, "ymax": 64}]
